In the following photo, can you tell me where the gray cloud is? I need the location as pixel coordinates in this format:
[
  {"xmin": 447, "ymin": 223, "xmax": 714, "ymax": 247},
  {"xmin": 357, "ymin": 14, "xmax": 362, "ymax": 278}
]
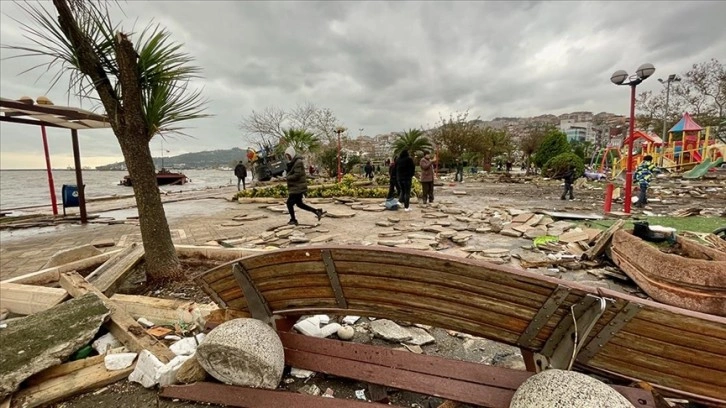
[{"xmin": 1, "ymin": 0, "xmax": 725, "ymax": 168}]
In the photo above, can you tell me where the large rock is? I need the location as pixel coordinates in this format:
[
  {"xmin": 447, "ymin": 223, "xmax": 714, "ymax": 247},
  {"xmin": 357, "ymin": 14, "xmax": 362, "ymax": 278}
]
[
  {"xmin": 0, "ymin": 293, "xmax": 109, "ymax": 399},
  {"xmin": 196, "ymin": 318, "xmax": 284, "ymax": 389},
  {"xmin": 510, "ymin": 369, "xmax": 634, "ymax": 408},
  {"xmin": 369, "ymin": 319, "xmax": 412, "ymax": 342},
  {"xmin": 41, "ymin": 244, "xmax": 103, "ymax": 269}
]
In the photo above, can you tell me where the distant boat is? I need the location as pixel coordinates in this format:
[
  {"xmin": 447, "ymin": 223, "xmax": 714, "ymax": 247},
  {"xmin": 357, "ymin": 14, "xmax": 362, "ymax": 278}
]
[{"xmin": 119, "ymin": 168, "xmax": 189, "ymax": 187}]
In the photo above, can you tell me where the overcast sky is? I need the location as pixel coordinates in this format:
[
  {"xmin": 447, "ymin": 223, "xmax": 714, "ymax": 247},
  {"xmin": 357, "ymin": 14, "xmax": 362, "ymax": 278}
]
[{"xmin": 1, "ymin": 1, "xmax": 724, "ymax": 169}]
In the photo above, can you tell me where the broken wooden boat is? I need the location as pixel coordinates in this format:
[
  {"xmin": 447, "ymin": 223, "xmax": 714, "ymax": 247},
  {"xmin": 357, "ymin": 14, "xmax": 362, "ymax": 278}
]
[
  {"xmin": 194, "ymin": 245, "xmax": 726, "ymax": 406},
  {"xmin": 609, "ymin": 229, "xmax": 726, "ymax": 317},
  {"xmin": 119, "ymin": 168, "xmax": 188, "ymax": 187}
]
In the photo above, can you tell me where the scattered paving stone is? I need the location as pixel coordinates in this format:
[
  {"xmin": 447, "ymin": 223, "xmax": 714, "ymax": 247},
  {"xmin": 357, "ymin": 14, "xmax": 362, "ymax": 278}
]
[
  {"xmin": 378, "ymin": 231, "xmax": 403, "ymax": 237},
  {"xmin": 376, "ymin": 221, "xmax": 394, "ymax": 227},
  {"xmin": 393, "ymin": 224, "xmax": 418, "ymax": 232},
  {"xmin": 475, "ymin": 227, "xmax": 492, "ymax": 233},
  {"xmin": 290, "ymin": 236, "xmax": 310, "ymax": 244},
  {"xmin": 407, "ymin": 233, "xmax": 436, "ymax": 241},
  {"xmin": 500, "ymin": 228, "xmax": 523, "ymax": 237},
  {"xmin": 423, "ymin": 226, "xmax": 445, "ymax": 233},
  {"xmin": 524, "ymin": 227, "xmax": 548, "ymax": 239},
  {"xmin": 405, "ymin": 327, "xmax": 436, "ymax": 346},
  {"xmin": 433, "ymin": 220, "xmax": 452, "ymax": 226},
  {"xmin": 510, "ymin": 248, "xmax": 550, "ymax": 264},
  {"xmin": 276, "ymin": 229, "xmax": 294, "ymax": 238},
  {"xmin": 482, "ymin": 248, "xmax": 510, "ymax": 257},
  {"xmin": 311, "ymin": 234, "xmax": 337, "ymax": 243},
  {"xmin": 451, "ymin": 225, "xmax": 469, "ymax": 232},
  {"xmin": 422, "ymin": 213, "xmax": 449, "ymax": 219},
  {"xmin": 490, "ymin": 219, "xmax": 505, "ymax": 233},
  {"xmin": 451, "ymin": 233, "xmax": 472, "ymax": 244},
  {"xmin": 438, "ymin": 230, "xmax": 458, "ymax": 239},
  {"xmin": 559, "ymin": 230, "xmax": 589, "ymax": 243},
  {"xmin": 378, "ymin": 239, "xmax": 409, "ymax": 247},
  {"xmin": 369, "ymin": 319, "xmax": 412, "ymax": 342},
  {"xmin": 396, "ymin": 242, "xmax": 432, "ymax": 251},
  {"xmin": 511, "ymin": 223, "xmax": 531, "ymax": 234},
  {"xmin": 363, "ymin": 206, "xmax": 385, "ymax": 212},
  {"xmin": 469, "ymin": 254, "xmax": 509, "ymax": 264},
  {"xmin": 525, "ymin": 214, "xmax": 544, "ymax": 226},
  {"xmin": 387, "ymin": 217, "xmax": 400, "ymax": 223},
  {"xmin": 511, "ymin": 213, "xmax": 534, "ymax": 224},
  {"xmin": 441, "ymin": 207, "xmax": 464, "ymax": 215},
  {"xmin": 314, "ymin": 228, "xmax": 330, "ymax": 233},
  {"xmin": 326, "ymin": 211, "xmax": 356, "ymax": 218},
  {"xmin": 536, "ymin": 216, "xmax": 555, "ymax": 227},
  {"xmin": 452, "ymin": 190, "xmax": 467, "ymax": 195}
]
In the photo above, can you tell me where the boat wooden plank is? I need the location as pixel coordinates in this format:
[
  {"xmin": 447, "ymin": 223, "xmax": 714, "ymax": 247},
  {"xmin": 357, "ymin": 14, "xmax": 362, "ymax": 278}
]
[
  {"xmin": 285, "ymin": 348, "xmax": 515, "ymax": 408},
  {"xmin": 195, "ymin": 246, "xmax": 726, "ymax": 402},
  {"xmin": 160, "ymin": 382, "xmax": 392, "ymax": 408},
  {"xmin": 609, "ymin": 332, "xmax": 726, "ymax": 371},
  {"xmin": 591, "ymin": 348, "xmax": 725, "ymax": 399},
  {"xmin": 619, "ymin": 318, "xmax": 726, "ymax": 356},
  {"xmin": 279, "ymin": 331, "xmax": 531, "ymax": 390}
]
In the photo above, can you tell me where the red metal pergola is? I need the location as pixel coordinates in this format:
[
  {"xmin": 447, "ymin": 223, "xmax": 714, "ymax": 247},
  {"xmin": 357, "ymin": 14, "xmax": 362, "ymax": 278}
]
[{"xmin": 0, "ymin": 97, "xmax": 111, "ymax": 223}]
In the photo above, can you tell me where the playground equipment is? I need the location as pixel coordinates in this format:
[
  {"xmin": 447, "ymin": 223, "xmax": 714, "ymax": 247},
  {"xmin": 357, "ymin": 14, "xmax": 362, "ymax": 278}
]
[{"xmin": 610, "ymin": 113, "xmax": 724, "ymax": 178}]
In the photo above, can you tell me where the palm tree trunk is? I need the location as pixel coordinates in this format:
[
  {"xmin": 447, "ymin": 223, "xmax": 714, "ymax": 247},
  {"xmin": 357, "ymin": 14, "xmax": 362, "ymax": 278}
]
[{"xmin": 118, "ymin": 134, "xmax": 182, "ymax": 283}]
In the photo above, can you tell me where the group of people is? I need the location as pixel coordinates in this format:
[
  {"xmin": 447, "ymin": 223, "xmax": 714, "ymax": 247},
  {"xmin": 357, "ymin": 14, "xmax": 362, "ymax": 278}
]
[{"xmin": 387, "ymin": 150, "xmax": 458, "ymax": 211}]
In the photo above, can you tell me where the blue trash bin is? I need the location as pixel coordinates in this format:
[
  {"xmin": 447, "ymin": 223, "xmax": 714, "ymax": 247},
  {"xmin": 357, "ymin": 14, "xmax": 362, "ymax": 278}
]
[{"xmin": 62, "ymin": 184, "xmax": 80, "ymax": 208}]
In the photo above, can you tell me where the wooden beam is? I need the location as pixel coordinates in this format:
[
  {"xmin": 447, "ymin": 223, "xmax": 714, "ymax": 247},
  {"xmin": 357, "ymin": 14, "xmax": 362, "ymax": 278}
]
[
  {"xmin": 581, "ymin": 220, "xmax": 625, "ymax": 261},
  {"xmin": 1, "ymin": 250, "xmax": 121, "ymax": 285},
  {"xmin": 87, "ymin": 243, "xmax": 144, "ymax": 296},
  {"xmin": 59, "ymin": 272, "xmax": 175, "ymax": 363},
  {"xmin": 110, "ymin": 293, "xmax": 217, "ymax": 326},
  {"xmin": 10, "ymin": 360, "xmax": 133, "ymax": 408},
  {"xmin": 0, "ymin": 283, "xmax": 67, "ymax": 315},
  {"xmin": 24, "ymin": 355, "xmax": 105, "ymax": 387}
]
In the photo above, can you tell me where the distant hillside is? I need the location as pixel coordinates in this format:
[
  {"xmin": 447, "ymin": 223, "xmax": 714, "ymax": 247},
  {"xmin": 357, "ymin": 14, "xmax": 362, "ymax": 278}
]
[{"xmin": 96, "ymin": 148, "xmax": 247, "ymax": 170}]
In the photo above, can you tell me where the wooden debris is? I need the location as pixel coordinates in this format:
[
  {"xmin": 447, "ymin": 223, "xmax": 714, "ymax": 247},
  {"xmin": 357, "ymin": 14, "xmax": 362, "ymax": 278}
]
[
  {"xmin": 12, "ymin": 357, "xmax": 134, "ymax": 408},
  {"xmin": 59, "ymin": 272, "xmax": 175, "ymax": 363},
  {"xmin": 87, "ymin": 243, "xmax": 145, "ymax": 296},
  {"xmin": 670, "ymin": 208, "xmax": 702, "ymax": 217},
  {"xmin": 41, "ymin": 244, "xmax": 103, "ymax": 269},
  {"xmin": 704, "ymin": 234, "xmax": 726, "ymax": 253},
  {"xmin": 0, "ymin": 283, "xmax": 67, "ymax": 315},
  {"xmin": 581, "ymin": 220, "xmax": 625, "ymax": 261},
  {"xmin": 1, "ymin": 250, "xmax": 122, "ymax": 285}
]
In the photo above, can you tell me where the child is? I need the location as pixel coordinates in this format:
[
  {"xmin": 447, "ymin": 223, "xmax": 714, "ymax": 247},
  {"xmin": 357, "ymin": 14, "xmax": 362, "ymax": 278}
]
[{"xmin": 634, "ymin": 155, "xmax": 656, "ymax": 208}]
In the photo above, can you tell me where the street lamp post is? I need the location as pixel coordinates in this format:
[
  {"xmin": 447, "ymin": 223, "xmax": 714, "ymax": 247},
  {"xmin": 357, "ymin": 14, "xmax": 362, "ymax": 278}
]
[
  {"xmin": 335, "ymin": 127, "xmax": 346, "ymax": 183},
  {"xmin": 658, "ymin": 74, "xmax": 680, "ymax": 166},
  {"xmin": 610, "ymin": 63, "xmax": 656, "ymax": 214}
]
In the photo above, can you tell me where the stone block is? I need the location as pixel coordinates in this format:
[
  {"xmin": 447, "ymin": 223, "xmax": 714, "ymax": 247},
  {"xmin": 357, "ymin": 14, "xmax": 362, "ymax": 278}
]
[
  {"xmin": 196, "ymin": 318, "xmax": 285, "ymax": 390},
  {"xmin": 104, "ymin": 352, "xmax": 137, "ymax": 371},
  {"xmin": 369, "ymin": 319, "xmax": 412, "ymax": 342},
  {"xmin": 170, "ymin": 333, "xmax": 206, "ymax": 356},
  {"xmin": 510, "ymin": 369, "xmax": 634, "ymax": 408}
]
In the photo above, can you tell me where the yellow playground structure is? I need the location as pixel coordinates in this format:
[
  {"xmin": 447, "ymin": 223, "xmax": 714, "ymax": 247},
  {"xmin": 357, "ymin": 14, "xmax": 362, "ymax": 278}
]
[{"xmin": 601, "ymin": 113, "xmax": 725, "ymax": 178}]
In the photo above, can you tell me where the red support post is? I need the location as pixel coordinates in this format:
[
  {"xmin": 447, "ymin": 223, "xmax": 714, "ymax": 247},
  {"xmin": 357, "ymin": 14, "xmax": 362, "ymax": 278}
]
[
  {"xmin": 623, "ymin": 84, "xmax": 637, "ymax": 214},
  {"xmin": 604, "ymin": 183, "xmax": 614, "ymax": 213},
  {"xmin": 40, "ymin": 125, "xmax": 58, "ymax": 215}
]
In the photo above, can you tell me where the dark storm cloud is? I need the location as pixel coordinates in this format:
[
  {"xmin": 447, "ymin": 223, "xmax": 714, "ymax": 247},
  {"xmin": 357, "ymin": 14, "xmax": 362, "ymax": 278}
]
[{"xmin": 1, "ymin": 1, "xmax": 725, "ymax": 168}]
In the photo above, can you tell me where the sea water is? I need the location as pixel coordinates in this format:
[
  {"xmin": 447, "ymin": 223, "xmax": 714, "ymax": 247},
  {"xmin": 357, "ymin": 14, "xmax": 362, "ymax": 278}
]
[{"xmin": 0, "ymin": 169, "xmax": 240, "ymax": 210}]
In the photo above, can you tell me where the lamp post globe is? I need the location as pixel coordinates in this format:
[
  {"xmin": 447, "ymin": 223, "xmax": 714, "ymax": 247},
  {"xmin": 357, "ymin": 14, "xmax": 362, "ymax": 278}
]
[
  {"xmin": 610, "ymin": 70, "xmax": 628, "ymax": 85},
  {"xmin": 636, "ymin": 63, "xmax": 655, "ymax": 80}
]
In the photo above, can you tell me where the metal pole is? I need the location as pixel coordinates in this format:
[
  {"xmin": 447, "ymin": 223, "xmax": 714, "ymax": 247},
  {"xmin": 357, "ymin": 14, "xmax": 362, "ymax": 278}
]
[
  {"xmin": 660, "ymin": 80, "xmax": 671, "ymax": 167},
  {"xmin": 624, "ymin": 84, "xmax": 637, "ymax": 214},
  {"xmin": 337, "ymin": 131, "xmax": 342, "ymax": 183},
  {"xmin": 40, "ymin": 125, "xmax": 58, "ymax": 215},
  {"xmin": 71, "ymin": 129, "xmax": 88, "ymax": 224}
]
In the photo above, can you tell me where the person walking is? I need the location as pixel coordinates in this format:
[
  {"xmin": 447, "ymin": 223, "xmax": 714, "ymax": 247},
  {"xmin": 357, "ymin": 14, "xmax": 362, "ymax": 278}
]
[
  {"xmin": 364, "ymin": 160, "xmax": 374, "ymax": 179},
  {"xmin": 419, "ymin": 151, "xmax": 436, "ymax": 204},
  {"xmin": 387, "ymin": 155, "xmax": 399, "ymax": 200},
  {"xmin": 234, "ymin": 161, "xmax": 247, "ymax": 191},
  {"xmin": 396, "ymin": 149, "xmax": 416, "ymax": 212},
  {"xmin": 559, "ymin": 164, "xmax": 576, "ymax": 200},
  {"xmin": 284, "ymin": 146, "xmax": 324, "ymax": 225},
  {"xmin": 455, "ymin": 158, "xmax": 464, "ymax": 182},
  {"xmin": 634, "ymin": 155, "xmax": 657, "ymax": 208}
]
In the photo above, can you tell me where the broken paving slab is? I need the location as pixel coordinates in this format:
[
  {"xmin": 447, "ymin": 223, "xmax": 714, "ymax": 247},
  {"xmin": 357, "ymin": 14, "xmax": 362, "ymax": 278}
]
[
  {"xmin": 538, "ymin": 210, "xmax": 604, "ymax": 220},
  {"xmin": 511, "ymin": 213, "xmax": 534, "ymax": 224},
  {"xmin": 325, "ymin": 211, "xmax": 356, "ymax": 218},
  {"xmin": 0, "ymin": 293, "xmax": 110, "ymax": 400},
  {"xmin": 407, "ymin": 233, "xmax": 436, "ymax": 241},
  {"xmin": 369, "ymin": 319, "xmax": 412, "ymax": 342},
  {"xmin": 42, "ymin": 244, "xmax": 103, "ymax": 269},
  {"xmin": 378, "ymin": 239, "xmax": 409, "ymax": 247},
  {"xmin": 500, "ymin": 228, "xmax": 523, "ymax": 238},
  {"xmin": 395, "ymin": 242, "xmax": 432, "ymax": 251},
  {"xmin": 405, "ymin": 327, "xmax": 436, "ymax": 346},
  {"xmin": 376, "ymin": 221, "xmax": 394, "ymax": 227}
]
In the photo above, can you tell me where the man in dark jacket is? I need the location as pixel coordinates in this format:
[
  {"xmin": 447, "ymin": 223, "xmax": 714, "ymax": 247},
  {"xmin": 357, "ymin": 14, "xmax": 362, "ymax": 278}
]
[
  {"xmin": 234, "ymin": 161, "xmax": 247, "ymax": 191},
  {"xmin": 396, "ymin": 149, "xmax": 416, "ymax": 212},
  {"xmin": 284, "ymin": 147, "xmax": 324, "ymax": 225},
  {"xmin": 455, "ymin": 159, "xmax": 464, "ymax": 182},
  {"xmin": 560, "ymin": 164, "xmax": 576, "ymax": 200},
  {"xmin": 364, "ymin": 161, "xmax": 374, "ymax": 179},
  {"xmin": 387, "ymin": 156, "xmax": 399, "ymax": 200}
]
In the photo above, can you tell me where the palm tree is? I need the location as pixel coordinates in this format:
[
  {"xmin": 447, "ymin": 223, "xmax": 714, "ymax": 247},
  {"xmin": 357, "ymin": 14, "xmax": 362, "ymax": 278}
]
[
  {"xmin": 8, "ymin": 0, "xmax": 209, "ymax": 283},
  {"xmin": 280, "ymin": 128, "xmax": 320, "ymax": 155},
  {"xmin": 392, "ymin": 128, "xmax": 432, "ymax": 156}
]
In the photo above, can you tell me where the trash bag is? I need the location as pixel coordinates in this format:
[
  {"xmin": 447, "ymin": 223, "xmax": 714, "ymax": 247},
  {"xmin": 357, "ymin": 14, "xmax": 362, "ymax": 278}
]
[{"xmin": 384, "ymin": 198, "xmax": 400, "ymax": 210}]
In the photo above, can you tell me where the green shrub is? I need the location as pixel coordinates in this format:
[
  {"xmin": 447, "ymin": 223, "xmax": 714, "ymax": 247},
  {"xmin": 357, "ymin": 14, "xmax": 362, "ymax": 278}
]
[
  {"xmin": 543, "ymin": 153, "xmax": 584, "ymax": 179},
  {"xmin": 533, "ymin": 130, "xmax": 571, "ymax": 168}
]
